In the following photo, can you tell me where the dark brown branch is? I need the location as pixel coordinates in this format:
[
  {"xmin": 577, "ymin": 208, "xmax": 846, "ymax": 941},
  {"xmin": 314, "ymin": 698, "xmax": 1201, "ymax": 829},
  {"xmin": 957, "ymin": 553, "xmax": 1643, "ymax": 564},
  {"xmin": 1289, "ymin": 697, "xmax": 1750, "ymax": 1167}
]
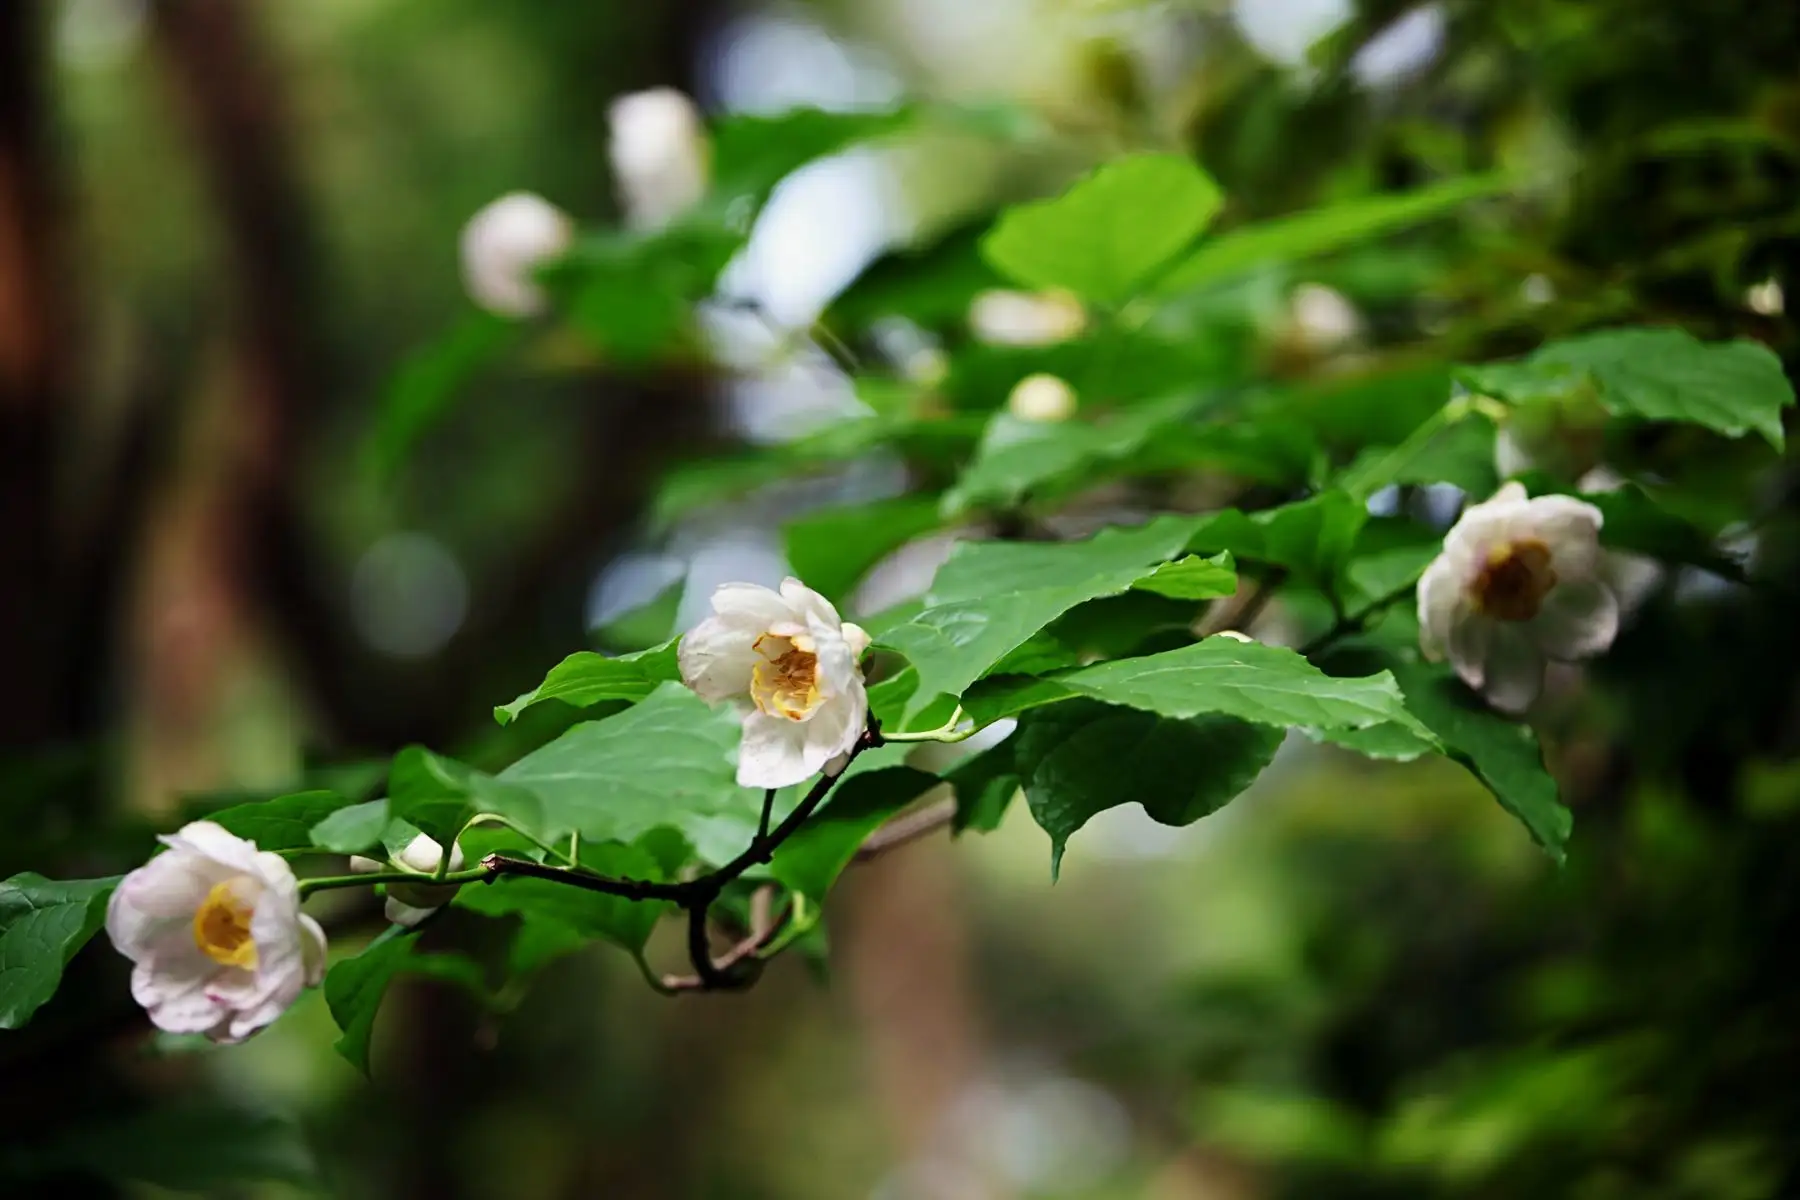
[{"xmin": 661, "ymin": 888, "xmax": 791, "ymax": 992}]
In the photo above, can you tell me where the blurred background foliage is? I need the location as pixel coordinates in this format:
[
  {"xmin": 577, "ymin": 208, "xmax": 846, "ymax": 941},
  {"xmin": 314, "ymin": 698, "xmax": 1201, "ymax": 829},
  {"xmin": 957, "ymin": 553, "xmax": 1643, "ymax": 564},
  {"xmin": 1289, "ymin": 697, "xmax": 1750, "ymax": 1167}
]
[{"xmin": 2, "ymin": 0, "xmax": 1799, "ymax": 1196}]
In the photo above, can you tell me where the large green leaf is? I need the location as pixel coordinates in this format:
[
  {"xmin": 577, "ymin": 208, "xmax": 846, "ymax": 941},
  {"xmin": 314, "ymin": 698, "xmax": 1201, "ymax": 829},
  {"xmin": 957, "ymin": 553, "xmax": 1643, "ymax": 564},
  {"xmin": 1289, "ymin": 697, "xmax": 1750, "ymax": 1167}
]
[
  {"xmin": 1014, "ymin": 700, "xmax": 1285, "ymax": 876},
  {"xmin": 1156, "ymin": 174, "xmax": 1512, "ymax": 294},
  {"xmin": 710, "ymin": 106, "xmax": 916, "ymax": 205},
  {"xmin": 208, "ymin": 790, "xmax": 354, "ymax": 853},
  {"xmin": 1457, "ymin": 327, "xmax": 1795, "ymax": 449},
  {"xmin": 0, "ymin": 873, "xmax": 118, "ymax": 1029},
  {"xmin": 308, "ymin": 799, "xmax": 394, "ymax": 855},
  {"xmin": 324, "ymin": 928, "xmax": 489, "ymax": 1075},
  {"xmin": 770, "ymin": 767, "xmax": 940, "ymax": 902},
  {"xmin": 499, "ymin": 683, "xmax": 753, "ymax": 847},
  {"xmin": 458, "ymin": 840, "xmax": 671, "ymax": 956},
  {"xmin": 386, "ymin": 748, "xmax": 544, "ymax": 854},
  {"xmin": 1132, "ymin": 552, "xmax": 1239, "ymax": 600},
  {"xmin": 876, "ymin": 515, "xmax": 1203, "ymax": 718},
  {"xmin": 981, "ymin": 155, "xmax": 1224, "ymax": 305},
  {"xmin": 494, "ymin": 641, "xmax": 680, "ymax": 726},
  {"xmin": 1186, "ymin": 492, "xmax": 1368, "ymax": 586},
  {"xmin": 1393, "ymin": 662, "xmax": 1571, "ymax": 861},
  {"xmin": 784, "ymin": 495, "xmax": 943, "ymax": 604}
]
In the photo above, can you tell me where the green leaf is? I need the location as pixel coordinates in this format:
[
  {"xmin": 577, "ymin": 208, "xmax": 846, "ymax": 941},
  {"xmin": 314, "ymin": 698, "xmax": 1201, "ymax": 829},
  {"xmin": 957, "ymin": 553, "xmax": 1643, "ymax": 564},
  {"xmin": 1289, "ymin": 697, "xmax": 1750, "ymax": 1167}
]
[
  {"xmin": 876, "ymin": 515, "xmax": 1202, "ymax": 718},
  {"xmin": 387, "ymin": 748, "xmax": 544, "ymax": 852},
  {"xmin": 499, "ymin": 683, "xmax": 753, "ymax": 847},
  {"xmin": 307, "ymin": 799, "xmax": 392, "ymax": 854},
  {"xmin": 770, "ymin": 767, "xmax": 939, "ymax": 902},
  {"xmin": 943, "ymin": 743, "xmax": 1020, "ymax": 833},
  {"xmin": 1015, "ymin": 701, "xmax": 1284, "ymax": 877},
  {"xmin": 1338, "ymin": 412, "xmax": 1500, "ymax": 499},
  {"xmin": 1392, "ymin": 662, "xmax": 1571, "ymax": 861},
  {"xmin": 552, "ymin": 226, "xmax": 740, "ymax": 363},
  {"xmin": 981, "ymin": 154, "xmax": 1224, "ymax": 304},
  {"xmin": 1133, "ymin": 552, "xmax": 1239, "ymax": 600},
  {"xmin": 458, "ymin": 840, "xmax": 671, "ymax": 955},
  {"xmin": 784, "ymin": 495, "xmax": 943, "ymax": 604},
  {"xmin": 710, "ymin": 107, "xmax": 916, "ymax": 205},
  {"xmin": 1457, "ymin": 327, "xmax": 1796, "ymax": 449},
  {"xmin": 494, "ymin": 641, "xmax": 681, "ymax": 726},
  {"xmin": 324, "ymin": 928, "xmax": 489, "ymax": 1074},
  {"xmin": 0, "ymin": 874, "xmax": 119, "ymax": 1029},
  {"xmin": 1186, "ymin": 492, "xmax": 1368, "ymax": 585},
  {"xmin": 208, "ymin": 789, "xmax": 352, "ymax": 852},
  {"xmin": 363, "ymin": 311, "xmax": 516, "ymax": 481},
  {"xmin": 19, "ymin": 1105, "xmax": 318, "ymax": 1189},
  {"xmin": 1156, "ymin": 174, "xmax": 1512, "ymax": 294}
]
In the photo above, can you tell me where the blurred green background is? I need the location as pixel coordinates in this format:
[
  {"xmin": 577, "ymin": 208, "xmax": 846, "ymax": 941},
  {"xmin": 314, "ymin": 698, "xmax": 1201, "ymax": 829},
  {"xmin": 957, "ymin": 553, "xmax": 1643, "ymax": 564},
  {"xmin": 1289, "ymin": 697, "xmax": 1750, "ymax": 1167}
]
[{"xmin": 3, "ymin": 0, "xmax": 1799, "ymax": 1196}]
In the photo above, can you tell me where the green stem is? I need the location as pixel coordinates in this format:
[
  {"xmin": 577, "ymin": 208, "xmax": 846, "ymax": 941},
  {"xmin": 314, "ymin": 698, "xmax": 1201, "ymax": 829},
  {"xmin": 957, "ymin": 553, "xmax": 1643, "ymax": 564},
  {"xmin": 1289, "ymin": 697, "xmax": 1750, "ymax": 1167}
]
[
  {"xmin": 299, "ymin": 866, "xmax": 488, "ymax": 898},
  {"xmin": 1299, "ymin": 580, "xmax": 1420, "ymax": 658}
]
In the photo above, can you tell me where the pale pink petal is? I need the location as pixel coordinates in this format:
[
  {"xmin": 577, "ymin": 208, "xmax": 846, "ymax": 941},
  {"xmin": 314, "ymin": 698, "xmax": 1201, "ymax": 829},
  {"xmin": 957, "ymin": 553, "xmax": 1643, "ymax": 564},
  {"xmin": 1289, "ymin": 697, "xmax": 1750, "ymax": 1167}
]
[
  {"xmin": 1528, "ymin": 578, "xmax": 1619, "ymax": 661},
  {"xmin": 132, "ymin": 962, "xmax": 229, "ymax": 1037},
  {"xmin": 161, "ymin": 821, "xmax": 265, "ymax": 875}
]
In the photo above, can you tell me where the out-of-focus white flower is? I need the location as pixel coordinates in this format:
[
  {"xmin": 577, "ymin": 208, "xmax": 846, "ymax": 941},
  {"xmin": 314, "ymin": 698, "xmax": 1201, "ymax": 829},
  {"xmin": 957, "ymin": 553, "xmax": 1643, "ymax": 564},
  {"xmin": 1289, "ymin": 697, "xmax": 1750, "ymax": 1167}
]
[
  {"xmin": 1418, "ymin": 482, "xmax": 1618, "ymax": 713},
  {"xmin": 678, "ymin": 578, "xmax": 871, "ymax": 788},
  {"xmin": 459, "ymin": 192, "xmax": 574, "ymax": 318},
  {"xmin": 1746, "ymin": 279, "xmax": 1785, "ymax": 317},
  {"xmin": 969, "ymin": 289, "xmax": 1087, "ymax": 347},
  {"xmin": 1576, "ymin": 466, "xmax": 1667, "ymax": 618},
  {"xmin": 1288, "ymin": 283, "xmax": 1361, "ymax": 353},
  {"xmin": 106, "ymin": 821, "xmax": 326, "ymax": 1044},
  {"xmin": 1491, "ymin": 391, "xmax": 1608, "ymax": 482},
  {"xmin": 350, "ymin": 833, "xmax": 467, "ymax": 928},
  {"xmin": 608, "ymin": 87, "xmax": 709, "ymax": 231},
  {"xmin": 1520, "ymin": 274, "xmax": 1556, "ymax": 307},
  {"xmin": 1007, "ymin": 373, "xmax": 1077, "ymax": 424},
  {"xmin": 1232, "ymin": 0, "xmax": 1352, "ymax": 66}
]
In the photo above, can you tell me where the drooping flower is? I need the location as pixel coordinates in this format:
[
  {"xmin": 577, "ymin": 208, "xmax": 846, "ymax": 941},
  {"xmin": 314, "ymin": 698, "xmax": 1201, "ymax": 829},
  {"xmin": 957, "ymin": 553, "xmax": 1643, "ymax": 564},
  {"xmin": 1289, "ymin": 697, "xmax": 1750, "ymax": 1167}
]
[
  {"xmin": 459, "ymin": 192, "xmax": 574, "ymax": 318},
  {"xmin": 106, "ymin": 821, "xmax": 327, "ymax": 1044},
  {"xmin": 1007, "ymin": 373, "xmax": 1078, "ymax": 424},
  {"xmin": 969, "ymin": 289, "xmax": 1088, "ymax": 347},
  {"xmin": 678, "ymin": 579, "xmax": 871, "ymax": 789},
  {"xmin": 608, "ymin": 87, "xmax": 709, "ymax": 231},
  {"xmin": 1418, "ymin": 481, "xmax": 1619, "ymax": 713},
  {"xmin": 350, "ymin": 833, "xmax": 467, "ymax": 928}
]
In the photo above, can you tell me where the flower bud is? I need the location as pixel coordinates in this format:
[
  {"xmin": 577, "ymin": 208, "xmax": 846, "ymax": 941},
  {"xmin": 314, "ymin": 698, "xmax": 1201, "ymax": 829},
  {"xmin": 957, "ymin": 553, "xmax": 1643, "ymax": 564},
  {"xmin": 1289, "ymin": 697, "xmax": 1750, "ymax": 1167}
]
[
  {"xmin": 608, "ymin": 87, "xmax": 709, "ymax": 231},
  {"xmin": 353, "ymin": 833, "xmax": 467, "ymax": 927},
  {"xmin": 1007, "ymin": 373, "xmax": 1078, "ymax": 424},
  {"xmin": 459, "ymin": 192, "xmax": 574, "ymax": 318},
  {"xmin": 970, "ymin": 289, "xmax": 1087, "ymax": 347}
]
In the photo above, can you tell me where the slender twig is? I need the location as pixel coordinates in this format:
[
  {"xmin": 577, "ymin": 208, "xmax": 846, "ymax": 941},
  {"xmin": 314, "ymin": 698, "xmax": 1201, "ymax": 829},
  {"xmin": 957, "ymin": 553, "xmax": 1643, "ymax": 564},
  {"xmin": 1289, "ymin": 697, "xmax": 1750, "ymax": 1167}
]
[
  {"xmin": 662, "ymin": 887, "xmax": 792, "ymax": 992},
  {"xmin": 1299, "ymin": 580, "xmax": 1419, "ymax": 657},
  {"xmin": 853, "ymin": 797, "xmax": 958, "ymax": 863},
  {"xmin": 757, "ymin": 788, "xmax": 777, "ymax": 841}
]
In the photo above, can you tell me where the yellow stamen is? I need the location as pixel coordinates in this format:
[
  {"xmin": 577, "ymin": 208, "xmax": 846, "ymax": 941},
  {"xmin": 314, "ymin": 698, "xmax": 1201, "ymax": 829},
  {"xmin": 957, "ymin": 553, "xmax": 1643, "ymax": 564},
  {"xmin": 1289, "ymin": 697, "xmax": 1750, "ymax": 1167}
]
[
  {"xmin": 750, "ymin": 634, "xmax": 823, "ymax": 721},
  {"xmin": 1469, "ymin": 538, "xmax": 1557, "ymax": 621},
  {"xmin": 193, "ymin": 879, "xmax": 258, "ymax": 969}
]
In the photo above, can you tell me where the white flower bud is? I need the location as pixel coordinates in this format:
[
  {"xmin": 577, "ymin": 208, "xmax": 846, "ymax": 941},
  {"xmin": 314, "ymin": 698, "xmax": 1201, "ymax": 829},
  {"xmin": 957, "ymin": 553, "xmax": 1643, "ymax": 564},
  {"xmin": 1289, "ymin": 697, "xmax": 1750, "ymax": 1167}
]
[
  {"xmin": 969, "ymin": 289, "xmax": 1087, "ymax": 347},
  {"xmin": 608, "ymin": 87, "xmax": 709, "ymax": 232},
  {"xmin": 1288, "ymin": 283, "xmax": 1361, "ymax": 353},
  {"xmin": 1007, "ymin": 373, "xmax": 1078, "ymax": 424},
  {"xmin": 106, "ymin": 822, "xmax": 326, "ymax": 1044},
  {"xmin": 459, "ymin": 192, "xmax": 574, "ymax": 318}
]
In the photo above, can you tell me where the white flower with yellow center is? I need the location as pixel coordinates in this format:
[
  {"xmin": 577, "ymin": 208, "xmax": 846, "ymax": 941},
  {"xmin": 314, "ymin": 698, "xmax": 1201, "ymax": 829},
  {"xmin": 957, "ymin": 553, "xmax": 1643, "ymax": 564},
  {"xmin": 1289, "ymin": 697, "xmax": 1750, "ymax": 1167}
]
[
  {"xmin": 678, "ymin": 579, "xmax": 871, "ymax": 789},
  {"xmin": 350, "ymin": 832, "xmax": 467, "ymax": 928},
  {"xmin": 1418, "ymin": 482, "xmax": 1619, "ymax": 713},
  {"xmin": 105, "ymin": 821, "xmax": 326, "ymax": 1044},
  {"xmin": 459, "ymin": 192, "xmax": 574, "ymax": 318}
]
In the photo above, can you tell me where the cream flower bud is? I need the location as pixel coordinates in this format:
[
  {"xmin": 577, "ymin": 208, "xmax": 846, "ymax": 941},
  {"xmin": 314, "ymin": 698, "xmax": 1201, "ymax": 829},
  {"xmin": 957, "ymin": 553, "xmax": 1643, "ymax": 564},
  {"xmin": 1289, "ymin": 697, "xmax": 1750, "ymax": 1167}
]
[
  {"xmin": 608, "ymin": 87, "xmax": 709, "ymax": 232},
  {"xmin": 1288, "ymin": 283, "xmax": 1361, "ymax": 353},
  {"xmin": 459, "ymin": 192, "xmax": 574, "ymax": 318},
  {"xmin": 969, "ymin": 289, "xmax": 1087, "ymax": 347},
  {"xmin": 105, "ymin": 821, "xmax": 326, "ymax": 1044},
  {"xmin": 351, "ymin": 834, "xmax": 465, "ymax": 928},
  {"xmin": 1008, "ymin": 373, "xmax": 1077, "ymax": 424},
  {"xmin": 1417, "ymin": 481, "xmax": 1619, "ymax": 713},
  {"xmin": 678, "ymin": 578, "xmax": 871, "ymax": 789}
]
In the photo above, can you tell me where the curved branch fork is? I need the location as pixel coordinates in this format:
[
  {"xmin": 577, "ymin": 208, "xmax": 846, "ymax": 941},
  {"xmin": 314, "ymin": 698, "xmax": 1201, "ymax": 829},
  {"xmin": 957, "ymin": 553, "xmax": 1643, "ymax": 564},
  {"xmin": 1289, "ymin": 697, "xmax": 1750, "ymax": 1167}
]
[{"xmin": 476, "ymin": 719, "xmax": 886, "ymax": 992}]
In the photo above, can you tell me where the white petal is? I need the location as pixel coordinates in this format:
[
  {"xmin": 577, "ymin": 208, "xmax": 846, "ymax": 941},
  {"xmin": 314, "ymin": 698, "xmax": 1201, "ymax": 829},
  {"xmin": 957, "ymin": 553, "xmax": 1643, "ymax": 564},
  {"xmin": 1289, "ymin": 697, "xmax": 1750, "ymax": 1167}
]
[
  {"xmin": 106, "ymin": 854, "xmax": 222, "ymax": 957},
  {"xmin": 1447, "ymin": 613, "xmax": 1493, "ymax": 691},
  {"xmin": 803, "ymin": 687, "xmax": 867, "ymax": 769},
  {"xmin": 1415, "ymin": 556, "xmax": 1463, "ymax": 660},
  {"xmin": 841, "ymin": 621, "xmax": 871, "ymax": 659},
  {"xmin": 709, "ymin": 581, "xmax": 795, "ymax": 627},
  {"xmin": 132, "ymin": 962, "xmax": 229, "ymax": 1037},
  {"xmin": 1493, "ymin": 426, "xmax": 1533, "ymax": 478},
  {"xmin": 1528, "ymin": 578, "xmax": 1619, "ymax": 661},
  {"xmin": 1527, "ymin": 495, "xmax": 1605, "ymax": 579},
  {"xmin": 385, "ymin": 896, "xmax": 439, "ymax": 927},
  {"xmin": 394, "ymin": 833, "xmax": 446, "ymax": 874},
  {"xmin": 1481, "ymin": 624, "xmax": 1546, "ymax": 713},
  {"xmin": 1488, "ymin": 481, "xmax": 1530, "ymax": 507},
  {"xmin": 736, "ymin": 712, "xmax": 816, "ymax": 789},
  {"xmin": 779, "ymin": 577, "xmax": 843, "ymax": 629},
  {"xmin": 678, "ymin": 614, "xmax": 763, "ymax": 703},
  {"xmin": 161, "ymin": 821, "xmax": 265, "ymax": 875}
]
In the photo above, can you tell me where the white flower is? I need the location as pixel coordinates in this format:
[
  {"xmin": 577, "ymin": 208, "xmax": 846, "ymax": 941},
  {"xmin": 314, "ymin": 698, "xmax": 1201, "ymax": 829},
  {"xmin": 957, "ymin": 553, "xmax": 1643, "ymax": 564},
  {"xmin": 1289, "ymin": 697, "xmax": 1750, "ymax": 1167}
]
[
  {"xmin": 1007, "ymin": 373, "xmax": 1078, "ymax": 423},
  {"xmin": 459, "ymin": 192, "xmax": 574, "ymax": 318},
  {"xmin": 608, "ymin": 87, "xmax": 709, "ymax": 232},
  {"xmin": 678, "ymin": 578, "xmax": 872, "ymax": 789},
  {"xmin": 1288, "ymin": 283, "xmax": 1361, "ymax": 353},
  {"xmin": 1418, "ymin": 482, "xmax": 1619, "ymax": 713},
  {"xmin": 105, "ymin": 821, "xmax": 326, "ymax": 1044},
  {"xmin": 350, "ymin": 833, "xmax": 466, "ymax": 928},
  {"xmin": 969, "ymin": 289, "xmax": 1087, "ymax": 347}
]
